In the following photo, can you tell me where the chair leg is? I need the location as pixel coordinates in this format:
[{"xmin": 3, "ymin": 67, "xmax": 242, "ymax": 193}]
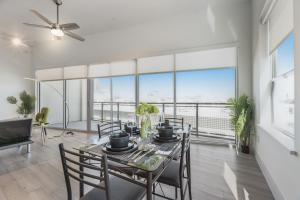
[
  {"xmin": 179, "ymin": 178, "xmax": 184, "ymax": 200},
  {"xmin": 153, "ymin": 184, "xmax": 156, "ymax": 200},
  {"xmin": 187, "ymin": 150, "xmax": 192, "ymax": 200},
  {"xmin": 175, "ymin": 187, "xmax": 178, "ymax": 200},
  {"xmin": 180, "ymin": 186, "xmax": 184, "ymax": 200}
]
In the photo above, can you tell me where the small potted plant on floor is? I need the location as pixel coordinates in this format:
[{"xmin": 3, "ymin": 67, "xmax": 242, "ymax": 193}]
[
  {"xmin": 7, "ymin": 90, "xmax": 36, "ymax": 118},
  {"xmin": 228, "ymin": 95, "xmax": 254, "ymax": 154}
]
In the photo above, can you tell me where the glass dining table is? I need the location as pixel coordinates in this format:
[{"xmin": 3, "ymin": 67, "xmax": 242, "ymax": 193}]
[{"xmin": 75, "ymin": 127, "xmax": 187, "ymax": 200}]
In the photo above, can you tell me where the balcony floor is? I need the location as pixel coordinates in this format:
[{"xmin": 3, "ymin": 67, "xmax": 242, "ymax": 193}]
[{"xmin": 0, "ymin": 128, "xmax": 273, "ymax": 200}]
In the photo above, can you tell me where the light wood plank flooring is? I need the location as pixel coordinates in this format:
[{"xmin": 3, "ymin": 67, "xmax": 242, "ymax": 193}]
[{"xmin": 0, "ymin": 128, "xmax": 273, "ymax": 200}]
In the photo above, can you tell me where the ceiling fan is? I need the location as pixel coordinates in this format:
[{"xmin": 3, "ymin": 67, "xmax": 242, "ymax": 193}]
[{"xmin": 23, "ymin": 0, "xmax": 85, "ymax": 41}]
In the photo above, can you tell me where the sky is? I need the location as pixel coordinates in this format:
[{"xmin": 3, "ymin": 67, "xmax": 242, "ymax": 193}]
[
  {"xmin": 94, "ymin": 68, "xmax": 236, "ymax": 103},
  {"xmin": 176, "ymin": 68, "xmax": 235, "ymax": 103},
  {"xmin": 276, "ymin": 33, "xmax": 294, "ymax": 76}
]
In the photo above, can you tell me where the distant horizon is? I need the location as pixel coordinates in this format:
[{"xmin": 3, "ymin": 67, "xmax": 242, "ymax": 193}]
[{"xmin": 94, "ymin": 67, "xmax": 236, "ymax": 103}]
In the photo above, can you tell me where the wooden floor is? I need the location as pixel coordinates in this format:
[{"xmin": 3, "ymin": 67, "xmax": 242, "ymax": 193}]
[{"xmin": 0, "ymin": 128, "xmax": 274, "ymax": 200}]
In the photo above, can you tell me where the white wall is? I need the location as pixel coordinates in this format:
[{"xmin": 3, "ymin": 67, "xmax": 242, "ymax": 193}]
[
  {"xmin": 0, "ymin": 42, "xmax": 33, "ymax": 120},
  {"xmin": 252, "ymin": 1, "xmax": 300, "ymax": 200},
  {"xmin": 32, "ymin": 1, "xmax": 252, "ymax": 96}
]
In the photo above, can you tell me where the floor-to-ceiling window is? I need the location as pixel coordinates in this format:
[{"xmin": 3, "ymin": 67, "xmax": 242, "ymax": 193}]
[
  {"xmin": 36, "ymin": 47, "xmax": 237, "ymax": 139},
  {"xmin": 92, "ymin": 77, "xmax": 111, "ymax": 130},
  {"xmin": 176, "ymin": 68, "xmax": 236, "ymax": 136},
  {"xmin": 139, "ymin": 72, "xmax": 174, "ymax": 118},
  {"xmin": 40, "ymin": 80, "xmax": 64, "ymax": 128},
  {"xmin": 112, "ymin": 75, "xmax": 136, "ymax": 122},
  {"xmin": 66, "ymin": 79, "xmax": 87, "ymax": 130}
]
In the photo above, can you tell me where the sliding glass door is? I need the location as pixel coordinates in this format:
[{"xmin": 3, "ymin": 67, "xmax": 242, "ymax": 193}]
[
  {"xmin": 40, "ymin": 80, "xmax": 64, "ymax": 128},
  {"xmin": 92, "ymin": 77, "xmax": 111, "ymax": 130},
  {"xmin": 139, "ymin": 72, "xmax": 174, "ymax": 118},
  {"xmin": 66, "ymin": 79, "xmax": 87, "ymax": 130},
  {"xmin": 112, "ymin": 75, "xmax": 136, "ymax": 122}
]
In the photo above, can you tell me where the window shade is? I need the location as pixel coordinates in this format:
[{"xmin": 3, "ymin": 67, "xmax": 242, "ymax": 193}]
[
  {"xmin": 269, "ymin": 0, "xmax": 293, "ymax": 53},
  {"xmin": 35, "ymin": 68, "xmax": 63, "ymax": 81},
  {"xmin": 137, "ymin": 55, "xmax": 174, "ymax": 74},
  {"xmin": 110, "ymin": 60, "xmax": 136, "ymax": 76},
  {"xmin": 175, "ymin": 47, "xmax": 237, "ymax": 71},
  {"xmin": 88, "ymin": 63, "xmax": 110, "ymax": 78},
  {"xmin": 63, "ymin": 65, "xmax": 87, "ymax": 79}
]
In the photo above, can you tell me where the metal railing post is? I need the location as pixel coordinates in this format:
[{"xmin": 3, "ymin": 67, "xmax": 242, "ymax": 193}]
[
  {"xmin": 196, "ymin": 103, "xmax": 199, "ymax": 136},
  {"xmin": 117, "ymin": 102, "xmax": 120, "ymax": 121},
  {"xmin": 162, "ymin": 103, "xmax": 165, "ymax": 113},
  {"xmin": 101, "ymin": 103, "xmax": 104, "ymax": 122}
]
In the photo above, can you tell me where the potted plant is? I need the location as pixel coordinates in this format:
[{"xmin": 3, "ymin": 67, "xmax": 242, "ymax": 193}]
[
  {"xmin": 228, "ymin": 95, "xmax": 254, "ymax": 154},
  {"xmin": 136, "ymin": 103, "xmax": 159, "ymax": 139},
  {"xmin": 7, "ymin": 91, "xmax": 36, "ymax": 118}
]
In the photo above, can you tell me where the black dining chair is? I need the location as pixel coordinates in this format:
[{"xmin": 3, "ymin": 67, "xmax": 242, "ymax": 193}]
[
  {"xmin": 155, "ymin": 132, "xmax": 192, "ymax": 200},
  {"xmin": 97, "ymin": 120, "xmax": 122, "ymax": 139},
  {"xmin": 135, "ymin": 131, "xmax": 192, "ymax": 200},
  {"xmin": 59, "ymin": 143, "xmax": 146, "ymax": 200},
  {"xmin": 164, "ymin": 117, "xmax": 184, "ymax": 129},
  {"xmin": 97, "ymin": 120, "xmax": 137, "ymax": 177},
  {"xmin": 172, "ymin": 124, "xmax": 192, "ymax": 161}
]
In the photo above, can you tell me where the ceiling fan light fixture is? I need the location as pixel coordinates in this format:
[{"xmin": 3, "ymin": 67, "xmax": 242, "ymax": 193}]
[
  {"xmin": 11, "ymin": 37, "xmax": 22, "ymax": 46},
  {"xmin": 51, "ymin": 28, "xmax": 64, "ymax": 37}
]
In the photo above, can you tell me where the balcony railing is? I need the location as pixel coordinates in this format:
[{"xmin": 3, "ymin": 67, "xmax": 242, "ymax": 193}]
[{"xmin": 93, "ymin": 102, "xmax": 235, "ymax": 140}]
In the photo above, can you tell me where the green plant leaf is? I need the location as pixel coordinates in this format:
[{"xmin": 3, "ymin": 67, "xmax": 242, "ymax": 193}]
[
  {"xmin": 7, "ymin": 96, "xmax": 17, "ymax": 104},
  {"xmin": 228, "ymin": 95, "xmax": 254, "ymax": 147}
]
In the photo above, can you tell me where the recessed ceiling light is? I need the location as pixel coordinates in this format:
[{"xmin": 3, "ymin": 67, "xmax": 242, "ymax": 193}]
[{"xmin": 11, "ymin": 38, "xmax": 22, "ymax": 46}]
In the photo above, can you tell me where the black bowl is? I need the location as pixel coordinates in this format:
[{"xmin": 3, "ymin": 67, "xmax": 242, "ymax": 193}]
[
  {"xmin": 109, "ymin": 132, "xmax": 130, "ymax": 148},
  {"xmin": 157, "ymin": 126, "xmax": 174, "ymax": 138}
]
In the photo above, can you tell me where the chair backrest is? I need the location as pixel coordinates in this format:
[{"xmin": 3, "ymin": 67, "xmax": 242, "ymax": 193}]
[
  {"xmin": 97, "ymin": 120, "xmax": 122, "ymax": 138},
  {"xmin": 59, "ymin": 143, "xmax": 111, "ymax": 200},
  {"xmin": 179, "ymin": 131, "xmax": 190, "ymax": 176},
  {"xmin": 164, "ymin": 117, "xmax": 184, "ymax": 129}
]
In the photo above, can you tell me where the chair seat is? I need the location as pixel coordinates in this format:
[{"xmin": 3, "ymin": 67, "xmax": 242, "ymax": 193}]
[
  {"xmin": 80, "ymin": 175, "xmax": 146, "ymax": 200},
  {"xmin": 157, "ymin": 161, "xmax": 181, "ymax": 187},
  {"xmin": 136, "ymin": 160, "xmax": 181, "ymax": 187}
]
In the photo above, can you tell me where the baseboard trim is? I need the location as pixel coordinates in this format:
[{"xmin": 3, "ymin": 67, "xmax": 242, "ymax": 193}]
[{"xmin": 255, "ymin": 153, "xmax": 285, "ymax": 200}]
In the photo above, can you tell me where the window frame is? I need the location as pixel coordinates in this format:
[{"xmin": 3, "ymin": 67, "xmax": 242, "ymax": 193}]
[{"xmin": 270, "ymin": 32, "xmax": 295, "ymax": 138}]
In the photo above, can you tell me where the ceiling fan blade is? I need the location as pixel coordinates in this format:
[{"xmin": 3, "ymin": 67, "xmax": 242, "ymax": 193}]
[
  {"xmin": 30, "ymin": 9, "xmax": 53, "ymax": 25},
  {"xmin": 23, "ymin": 23, "xmax": 51, "ymax": 29},
  {"xmin": 60, "ymin": 23, "xmax": 80, "ymax": 30},
  {"xmin": 52, "ymin": 0, "xmax": 62, "ymax": 5},
  {"xmin": 64, "ymin": 30, "xmax": 85, "ymax": 41}
]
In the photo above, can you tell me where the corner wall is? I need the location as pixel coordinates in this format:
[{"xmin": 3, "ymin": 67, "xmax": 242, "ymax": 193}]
[
  {"xmin": 0, "ymin": 42, "xmax": 33, "ymax": 119},
  {"xmin": 252, "ymin": 0, "xmax": 300, "ymax": 199}
]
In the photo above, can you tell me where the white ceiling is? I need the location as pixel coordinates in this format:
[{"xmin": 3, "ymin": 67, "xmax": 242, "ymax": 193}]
[{"xmin": 0, "ymin": 0, "xmax": 248, "ymax": 44}]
